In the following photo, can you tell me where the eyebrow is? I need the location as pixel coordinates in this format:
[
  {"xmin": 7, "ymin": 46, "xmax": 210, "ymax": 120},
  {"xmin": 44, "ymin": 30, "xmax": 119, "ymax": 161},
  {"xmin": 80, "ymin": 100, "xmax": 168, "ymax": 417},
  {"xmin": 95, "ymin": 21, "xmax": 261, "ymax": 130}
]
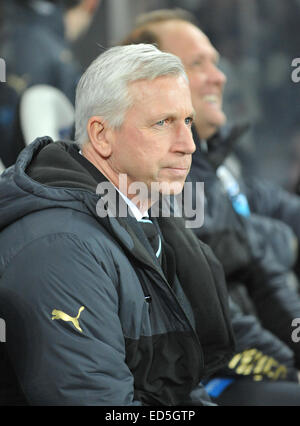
[
  {"xmin": 190, "ymin": 109, "xmax": 196, "ymax": 120},
  {"xmin": 153, "ymin": 109, "xmax": 196, "ymax": 122}
]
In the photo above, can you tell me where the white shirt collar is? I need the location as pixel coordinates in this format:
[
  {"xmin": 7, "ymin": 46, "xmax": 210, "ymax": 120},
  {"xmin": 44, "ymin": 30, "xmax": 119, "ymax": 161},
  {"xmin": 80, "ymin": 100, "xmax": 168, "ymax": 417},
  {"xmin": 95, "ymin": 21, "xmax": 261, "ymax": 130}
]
[{"xmin": 115, "ymin": 187, "xmax": 149, "ymax": 221}]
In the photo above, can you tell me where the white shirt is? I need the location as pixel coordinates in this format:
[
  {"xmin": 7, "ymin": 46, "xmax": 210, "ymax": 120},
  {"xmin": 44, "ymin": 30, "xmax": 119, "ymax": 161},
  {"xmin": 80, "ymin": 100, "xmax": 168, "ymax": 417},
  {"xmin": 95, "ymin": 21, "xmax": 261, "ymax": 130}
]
[{"xmin": 115, "ymin": 186, "xmax": 149, "ymax": 221}]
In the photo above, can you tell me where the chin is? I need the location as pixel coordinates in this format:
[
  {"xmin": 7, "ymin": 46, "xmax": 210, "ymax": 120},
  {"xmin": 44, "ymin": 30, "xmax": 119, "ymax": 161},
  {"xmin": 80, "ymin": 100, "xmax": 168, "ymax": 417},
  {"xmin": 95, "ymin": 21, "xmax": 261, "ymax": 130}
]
[
  {"xmin": 197, "ymin": 112, "xmax": 227, "ymax": 139},
  {"xmin": 159, "ymin": 181, "xmax": 185, "ymax": 196},
  {"xmin": 218, "ymin": 111, "xmax": 227, "ymax": 126}
]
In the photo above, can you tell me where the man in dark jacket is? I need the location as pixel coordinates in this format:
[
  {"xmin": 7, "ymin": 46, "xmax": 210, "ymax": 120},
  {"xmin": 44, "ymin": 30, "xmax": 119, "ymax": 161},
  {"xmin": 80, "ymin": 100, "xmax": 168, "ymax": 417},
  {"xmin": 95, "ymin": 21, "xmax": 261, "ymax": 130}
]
[
  {"xmin": 0, "ymin": 43, "xmax": 237, "ymax": 406},
  {"xmin": 122, "ymin": 10, "xmax": 300, "ymax": 405},
  {"xmin": 0, "ymin": 0, "xmax": 100, "ymax": 168},
  {"xmin": 1, "ymin": 45, "xmax": 300, "ymax": 408}
]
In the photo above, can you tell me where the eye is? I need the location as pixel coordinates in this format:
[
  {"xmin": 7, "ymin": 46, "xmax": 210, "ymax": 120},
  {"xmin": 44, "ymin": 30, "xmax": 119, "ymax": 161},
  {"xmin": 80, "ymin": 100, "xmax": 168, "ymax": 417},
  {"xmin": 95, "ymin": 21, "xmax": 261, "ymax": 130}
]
[
  {"xmin": 185, "ymin": 117, "xmax": 193, "ymax": 126},
  {"xmin": 190, "ymin": 58, "xmax": 204, "ymax": 68},
  {"xmin": 155, "ymin": 118, "xmax": 171, "ymax": 127}
]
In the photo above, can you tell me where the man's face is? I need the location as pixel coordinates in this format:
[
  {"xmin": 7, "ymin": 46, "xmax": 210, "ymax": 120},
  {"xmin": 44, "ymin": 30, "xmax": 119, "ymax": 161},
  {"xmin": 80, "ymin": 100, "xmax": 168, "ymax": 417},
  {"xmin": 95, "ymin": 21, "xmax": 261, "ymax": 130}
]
[
  {"xmin": 158, "ymin": 21, "xmax": 227, "ymax": 139},
  {"xmin": 107, "ymin": 75, "xmax": 196, "ymax": 196}
]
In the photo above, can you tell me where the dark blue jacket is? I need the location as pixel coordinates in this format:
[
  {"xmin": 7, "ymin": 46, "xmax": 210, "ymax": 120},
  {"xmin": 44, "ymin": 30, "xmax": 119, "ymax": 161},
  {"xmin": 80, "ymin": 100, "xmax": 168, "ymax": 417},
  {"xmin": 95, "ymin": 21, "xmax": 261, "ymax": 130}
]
[{"xmin": 0, "ymin": 138, "xmax": 235, "ymax": 405}]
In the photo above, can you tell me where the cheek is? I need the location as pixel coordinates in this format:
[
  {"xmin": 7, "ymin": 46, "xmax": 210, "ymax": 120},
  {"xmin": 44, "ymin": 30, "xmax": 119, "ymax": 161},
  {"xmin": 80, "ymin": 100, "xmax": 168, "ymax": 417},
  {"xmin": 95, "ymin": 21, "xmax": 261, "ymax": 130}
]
[
  {"xmin": 188, "ymin": 72, "xmax": 206, "ymax": 94},
  {"xmin": 128, "ymin": 147, "xmax": 156, "ymax": 176}
]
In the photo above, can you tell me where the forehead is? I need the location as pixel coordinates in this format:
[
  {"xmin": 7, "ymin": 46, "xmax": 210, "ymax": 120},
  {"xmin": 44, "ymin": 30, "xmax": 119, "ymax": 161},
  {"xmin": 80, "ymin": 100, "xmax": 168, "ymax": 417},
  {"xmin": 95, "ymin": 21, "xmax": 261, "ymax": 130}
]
[
  {"xmin": 126, "ymin": 75, "xmax": 194, "ymax": 119},
  {"xmin": 157, "ymin": 21, "xmax": 219, "ymax": 63}
]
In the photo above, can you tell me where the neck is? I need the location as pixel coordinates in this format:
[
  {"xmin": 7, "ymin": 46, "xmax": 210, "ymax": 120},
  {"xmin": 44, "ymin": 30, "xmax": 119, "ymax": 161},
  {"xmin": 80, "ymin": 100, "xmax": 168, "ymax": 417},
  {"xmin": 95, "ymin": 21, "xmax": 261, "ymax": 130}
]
[
  {"xmin": 195, "ymin": 121, "xmax": 218, "ymax": 141},
  {"xmin": 81, "ymin": 142, "xmax": 153, "ymax": 214}
]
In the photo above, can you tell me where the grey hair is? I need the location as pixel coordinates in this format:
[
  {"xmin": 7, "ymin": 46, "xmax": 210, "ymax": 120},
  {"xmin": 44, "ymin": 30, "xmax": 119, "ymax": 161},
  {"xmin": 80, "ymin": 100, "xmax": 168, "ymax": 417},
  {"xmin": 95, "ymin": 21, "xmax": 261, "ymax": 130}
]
[{"xmin": 74, "ymin": 43, "xmax": 188, "ymax": 147}]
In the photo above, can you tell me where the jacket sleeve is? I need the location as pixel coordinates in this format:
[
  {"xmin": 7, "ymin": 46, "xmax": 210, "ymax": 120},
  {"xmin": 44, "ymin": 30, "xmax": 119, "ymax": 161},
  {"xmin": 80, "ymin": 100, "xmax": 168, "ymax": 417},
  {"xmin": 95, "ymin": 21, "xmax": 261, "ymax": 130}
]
[
  {"xmin": 192, "ymin": 178, "xmax": 255, "ymax": 277},
  {"xmin": 0, "ymin": 233, "xmax": 141, "ymax": 406},
  {"xmin": 238, "ymin": 214, "xmax": 300, "ymax": 368},
  {"xmin": 192, "ymin": 177, "xmax": 300, "ymax": 368},
  {"xmin": 245, "ymin": 176, "xmax": 300, "ymax": 242},
  {"xmin": 224, "ymin": 298, "xmax": 299, "ymax": 382},
  {"xmin": 249, "ymin": 213, "xmax": 298, "ymax": 271}
]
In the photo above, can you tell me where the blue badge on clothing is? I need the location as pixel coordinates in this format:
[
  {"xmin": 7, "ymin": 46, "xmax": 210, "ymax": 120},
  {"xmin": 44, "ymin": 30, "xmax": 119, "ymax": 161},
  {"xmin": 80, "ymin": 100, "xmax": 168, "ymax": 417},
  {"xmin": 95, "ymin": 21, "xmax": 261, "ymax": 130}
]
[
  {"xmin": 231, "ymin": 193, "xmax": 251, "ymax": 217},
  {"xmin": 216, "ymin": 165, "xmax": 251, "ymax": 217}
]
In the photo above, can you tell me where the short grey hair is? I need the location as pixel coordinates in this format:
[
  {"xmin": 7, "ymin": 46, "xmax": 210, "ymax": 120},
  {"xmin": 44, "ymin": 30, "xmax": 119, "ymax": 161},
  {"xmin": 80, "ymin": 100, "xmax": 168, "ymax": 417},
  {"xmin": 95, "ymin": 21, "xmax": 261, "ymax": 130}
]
[{"xmin": 74, "ymin": 43, "xmax": 188, "ymax": 147}]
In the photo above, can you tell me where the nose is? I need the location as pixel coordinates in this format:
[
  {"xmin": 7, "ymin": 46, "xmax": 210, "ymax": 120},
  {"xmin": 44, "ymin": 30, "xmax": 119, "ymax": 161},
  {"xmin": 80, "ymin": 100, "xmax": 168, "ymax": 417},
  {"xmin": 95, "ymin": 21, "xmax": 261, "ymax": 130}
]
[
  {"xmin": 174, "ymin": 123, "xmax": 196, "ymax": 155},
  {"xmin": 208, "ymin": 63, "xmax": 227, "ymax": 86}
]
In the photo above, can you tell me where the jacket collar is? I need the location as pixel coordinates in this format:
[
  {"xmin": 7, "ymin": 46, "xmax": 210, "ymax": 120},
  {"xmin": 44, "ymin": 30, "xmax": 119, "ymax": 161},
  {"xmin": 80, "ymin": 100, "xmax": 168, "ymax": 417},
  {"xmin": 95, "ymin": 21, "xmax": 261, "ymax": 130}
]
[
  {"xmin": 192, "ymin": 122, "xmax": 250, "ymax": 170},
  {"xmin": 18, "ymin": 138, "xmax": 166, "ymax": 275}
]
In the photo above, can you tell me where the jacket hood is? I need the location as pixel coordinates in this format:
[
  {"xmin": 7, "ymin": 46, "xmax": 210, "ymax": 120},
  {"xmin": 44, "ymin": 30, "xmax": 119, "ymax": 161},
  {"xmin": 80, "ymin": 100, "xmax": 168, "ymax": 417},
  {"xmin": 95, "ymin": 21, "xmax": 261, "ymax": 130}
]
[
  {"xmin": 0, "ymin": 137, "xmax": 153, "ymax": 267},
  {"xmin": 0, "ymin": 137, "xmax": 103, "ymax": 233}
]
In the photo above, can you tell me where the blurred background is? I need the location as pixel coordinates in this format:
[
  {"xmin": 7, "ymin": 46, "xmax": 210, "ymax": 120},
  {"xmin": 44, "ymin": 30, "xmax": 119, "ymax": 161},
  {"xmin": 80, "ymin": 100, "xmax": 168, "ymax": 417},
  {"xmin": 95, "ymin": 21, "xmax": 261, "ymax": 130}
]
[
  {"xmin": 73, "ymin": 0, "xmax": 300, "ymax": 190},
  {"xmin": 1, "ymin": 0, "xmax": 300, "ymax": 190}
]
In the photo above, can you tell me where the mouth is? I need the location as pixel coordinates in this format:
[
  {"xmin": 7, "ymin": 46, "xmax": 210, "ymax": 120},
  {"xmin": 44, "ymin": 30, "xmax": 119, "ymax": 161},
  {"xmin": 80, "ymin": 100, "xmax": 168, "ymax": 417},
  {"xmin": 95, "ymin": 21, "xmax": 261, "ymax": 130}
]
[
  {"xmin": 163, "ymin": 167, "xmax": 189, "ymax": 176},
  {"xmin": 202, "ymin": 94, "xmax": 222, "ymax": 107}
]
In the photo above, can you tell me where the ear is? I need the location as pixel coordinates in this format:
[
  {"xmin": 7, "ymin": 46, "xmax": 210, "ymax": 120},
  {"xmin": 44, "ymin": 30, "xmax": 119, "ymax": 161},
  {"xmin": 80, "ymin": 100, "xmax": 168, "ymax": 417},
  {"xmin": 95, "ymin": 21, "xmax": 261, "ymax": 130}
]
[{"xmin": 86, "ymin": 116, "xmax": 113, "ymax": 158}]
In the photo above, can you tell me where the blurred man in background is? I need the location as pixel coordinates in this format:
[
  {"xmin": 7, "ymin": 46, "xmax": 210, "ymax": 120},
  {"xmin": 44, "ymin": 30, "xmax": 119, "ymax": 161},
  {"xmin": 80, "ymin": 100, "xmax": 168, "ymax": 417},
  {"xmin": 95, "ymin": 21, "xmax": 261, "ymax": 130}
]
[{"xmin": 0, "ymin": 0, "xmax": 100, "ymax": 168}]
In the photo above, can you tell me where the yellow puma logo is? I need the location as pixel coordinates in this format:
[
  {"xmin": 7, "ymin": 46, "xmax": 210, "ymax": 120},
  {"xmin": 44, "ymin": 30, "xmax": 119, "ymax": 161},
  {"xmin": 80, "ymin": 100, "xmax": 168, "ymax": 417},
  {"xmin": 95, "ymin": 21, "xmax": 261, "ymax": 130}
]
[{"xmin": 51, "ymin": 306, "xmax": 85, "ymax": 332}]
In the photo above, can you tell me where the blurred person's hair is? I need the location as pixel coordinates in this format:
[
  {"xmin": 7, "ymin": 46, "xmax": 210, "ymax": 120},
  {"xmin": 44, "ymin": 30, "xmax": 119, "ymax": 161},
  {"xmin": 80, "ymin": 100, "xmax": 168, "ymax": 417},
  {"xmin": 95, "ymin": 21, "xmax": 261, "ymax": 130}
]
[
  {"xmin": 122, "ymin": 8, "xmax": 199, "ymax": 48},
  {"xmin": 61, "ymin": 0, "xmax": 82, "ymax": 9},
  {"xmin": 75, "ymin": 43, "xmax": 187, "ymax": 147}
]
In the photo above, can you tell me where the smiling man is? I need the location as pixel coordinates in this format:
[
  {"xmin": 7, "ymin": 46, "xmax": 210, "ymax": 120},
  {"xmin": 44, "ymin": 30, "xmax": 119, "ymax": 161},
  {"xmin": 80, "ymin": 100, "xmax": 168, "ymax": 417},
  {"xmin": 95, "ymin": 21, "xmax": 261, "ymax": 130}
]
[
  {"xmin": 158, "ymin": 22, "xmax": 226, "ymax": 142},
  {"xmin": 0, "ymin": 43, "xmax": 235, "ymax": 406}
]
